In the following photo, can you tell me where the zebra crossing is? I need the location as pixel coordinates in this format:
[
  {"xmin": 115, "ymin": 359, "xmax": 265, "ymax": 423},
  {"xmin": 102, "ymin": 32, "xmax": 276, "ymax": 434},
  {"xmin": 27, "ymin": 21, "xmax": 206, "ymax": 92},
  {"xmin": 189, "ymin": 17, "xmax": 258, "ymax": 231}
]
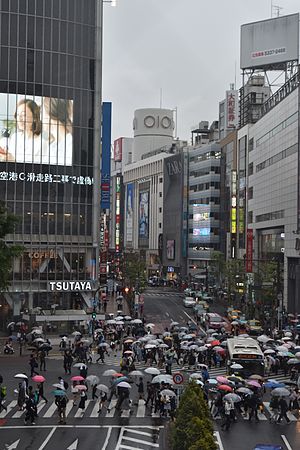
[
  {"xmin": 115, "ymin": 426, "xmax": 161, "ymax": 450},
  {"xmin": 0, "ymin": 398, "xmax": 162, "ymax": 421}
]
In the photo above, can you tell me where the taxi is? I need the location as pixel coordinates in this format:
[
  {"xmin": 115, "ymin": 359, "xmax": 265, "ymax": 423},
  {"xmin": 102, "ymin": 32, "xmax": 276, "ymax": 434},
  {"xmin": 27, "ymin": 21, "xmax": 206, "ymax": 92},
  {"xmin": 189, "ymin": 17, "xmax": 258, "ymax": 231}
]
[
  {"xmin": 246, "ymin": 319, "xmax": 263, "ymax": 336},
  {"xmin": 228, "ymin": 309, "xmax": 242, "ymax": 321}
]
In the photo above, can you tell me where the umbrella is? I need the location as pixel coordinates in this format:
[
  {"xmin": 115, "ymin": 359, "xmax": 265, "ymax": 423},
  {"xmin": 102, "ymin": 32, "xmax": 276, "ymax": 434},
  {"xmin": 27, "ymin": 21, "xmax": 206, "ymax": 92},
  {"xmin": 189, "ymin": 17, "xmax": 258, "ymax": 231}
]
[
  {"xmin": 160, "ymin": 389, "xmax": 176, "ymax": 397},
  {"xmin": 117, "ymin": 382, "xmax": 131, "ymax": 389},
  {"xmin": 151, "ymin": 375, "xmax": 173, "ymax": 384},
  {"xmin": 227, "ymin": 376, "xmax": 244, "ymax": 383},
  {"xmin": 72, "ymin": 331, "xmax": 81, "ymax": 336},
  {"xmin": 8, "ymin": 335, "xmax": 18, "ymax": 341},
  {"xmin": 246, "ymin": 380, "xmax": 261, "ymax": 388},
  {"xmin": 96, "ymin": 384, "xmax": 109, "ymax": 393},
  {"xmin": 197, "ymin": 364, "xmax": 208, "ymax": 369},
  {"xmin": 33, "ymin": 338, "xmax": 45, "ymax": 343},
  {"xmin": 99, "ymin": 342, "xmax": 109, "ymax": 348},
  {"xmin": 52, "ymin": 389, "xmax": 66, "ymax": 396},
  {"xmin": 230, "ymin": 363, "xmax": 243, "ymax": 370},
  {"xmin": 112, "ymin": 373, "xmax": 124, "ymax": 377},
  {"xmin": 32, "ymin": 375, "xmax": 45, "ymax": 383},
  {"xmin": 284, "ymin": 331, "xmax": 293, "ymax": 337},
  {"xmin": 211, "ymin": 340, "xmax": 221, "ymax": 346},
  {"xmin": 7, "ymin": 322, "xmax": 15, "ymax": 328},
  {"xmin": 53, "ymin": 383, "xmax": 65, "ymax": 390},
  {"xmin": 14, "ymin": 374, "xmax": 28, "ymax": 379},
  {"xmin": 131, "ymin": 319, "xmax": 143, "ymax": 324},
  {"xmin": 264, "ymin": 381, "xmax": 286, "ymax": 388},
  {"xmin": 218, "ymin": 384, "xmax": 233, "ymax": 392},
  {"xmin": 248, "ymin": 375, "xmax": 264, "ymax": 381},
  {"xmin": 216, "ymin": 376, "xmax": 229, "ymax": 384},
  {"xmin": 159, "ymin": 343, "xmax": 169, "ymax": 349},
  {"xmin": 295, "ymin": 352, "xmax": 300, "ymax": 359},
  {"xmin": 86, "ymin": 375, "xmax": 100, "ymax": 385},
  {"xmin": 102, "ymin": 369, "xmax": 117, "ymax": 376},
  {"xmin": 190, "ymin": 373, "xmax": 202, "ymax": 380},
  {"xmin": 236, "ymin": 387, "xmax": 253, "ymax": 395},
  {"xmin": 71, "ymin": 376, "xmax": 85, "ymax": 381},
  {"xmin": 264, "ymin": 349, "xmax": 276, "ymax": 354},
  {"xmin": 223, "ymin": 393, "xmax": 241, "ymax": 403},
  {"xmin": 124, "ymin": 316, "xmax": 132, "ymax": 320},
  {"xmin": 195, "ymin": 379, "xmax": 204, "ymax": 386},
  {"xmin": 231, "ymin": 321, "xmax": 239, "ymax": 325},
  {"xmin": 32, "ymin": 329, "xmax": 43, "ymax": 335},
  {"xmin": 73, "ymin": 363, "xmax": 87, "ymax": 369},
  {"xmin": 145, "ymin": 344, "xmax": 156, "ymax": 349},
  {"xmin": 74, "ymin": 385, "xmax": 87, "ymax": 391},
  {"xmin": 124, "ymin": 339, "xmax": 135, "ymax": 344},
  {"xmin": 124, "ymin": 350, "xmax": 133, "ymax": 355},
  {"xmin": 106, "ymin": 320, "xmax": 116, "ymax": 325},
  {"xmin": 170, "ymin": 321, "xmax": 179, "ymax": 327},
  {"xmin": 207, "ymin": 379, "xmax": 218, "ymax": 385},
  {"xmin": 146, "ymin": 323, "xmax": 155, "ymax": 328},
  {"xmin": 129, "ymin": 370, "xmax": 143, "ymax": 376},
  {"xmin": 145, "ymin": 367, "xmax": 160, "ymax": 375},
  {"xmin": 113, "ymin": 376, "xmax": 129, "ymax": 385},
  {"xmin": 257, "ymin": 335, "xmax": 272, "ymax": 343},
  {"xmin": 281, "ymin": 337, "xmax": 292, "ymax": 341},
  {"xmin": 288, "ymin": 358, "xmax": 300, "ymax": 365},
  {"xmin": 271, "ymin": 387, "xmax": 290, "ymax": 397}
]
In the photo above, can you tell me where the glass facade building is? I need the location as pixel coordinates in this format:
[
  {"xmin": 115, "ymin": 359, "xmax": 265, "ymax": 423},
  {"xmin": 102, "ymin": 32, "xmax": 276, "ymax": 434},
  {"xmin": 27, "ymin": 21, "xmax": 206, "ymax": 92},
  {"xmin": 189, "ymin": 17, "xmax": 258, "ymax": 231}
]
[{"xmin": 0, "ymin": 0, "xmax": 101, "ymax": 315}]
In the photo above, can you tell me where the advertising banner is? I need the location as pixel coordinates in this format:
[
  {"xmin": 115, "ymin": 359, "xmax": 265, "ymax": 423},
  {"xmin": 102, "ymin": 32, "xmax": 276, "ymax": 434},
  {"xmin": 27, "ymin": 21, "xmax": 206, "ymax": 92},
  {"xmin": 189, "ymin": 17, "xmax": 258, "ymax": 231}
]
[
  {"xmin": 166, "ymin": 239, "xmax": 175, "ymax": 260},
  {"xmin": 114, "ymin": 137, "xmax": 122, "ymax": 162},
  {"xmin": 0, "ymin": 93, "xmax": 73, "ymax": 165},
  {"xmin": 246, "ymin": 228, "xmax": 253, "ymax": 273},
  {"xmin": 126, "ymin": 183, "xmax": 134, "ymax": 242},
  {"xmin": 101, "ymin": 102, "xmax": 111, "ymax": 210},
  {"xmin": 139, "ymin": 191, "xmax": 149, "ymax": 238}
]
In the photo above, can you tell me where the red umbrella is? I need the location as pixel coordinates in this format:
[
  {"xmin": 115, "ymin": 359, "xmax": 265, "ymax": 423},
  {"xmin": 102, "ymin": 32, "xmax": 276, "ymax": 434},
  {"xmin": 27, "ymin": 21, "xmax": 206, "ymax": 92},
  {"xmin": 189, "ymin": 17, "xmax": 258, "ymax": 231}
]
[
  {"xmin": 74, "ymin": 384, "xmax": 87, "ymax": 391},
  {"xmin": 71, "ymin": 375, "xmax": 85, "ymax": 381},
  {"xmin": 211, "ymin": 340, "xmax": 221, "ymax": 346},
  {"xmin": 32, "ymin": 375, "xmax": 45, "ymax": 383},
  {"xmin": 112, "ymin": 373, "xmax": 124, "ymax": 377},
  {"xmin": 218, "ymin": 384, "xmax": 233, "ymax": 392}
]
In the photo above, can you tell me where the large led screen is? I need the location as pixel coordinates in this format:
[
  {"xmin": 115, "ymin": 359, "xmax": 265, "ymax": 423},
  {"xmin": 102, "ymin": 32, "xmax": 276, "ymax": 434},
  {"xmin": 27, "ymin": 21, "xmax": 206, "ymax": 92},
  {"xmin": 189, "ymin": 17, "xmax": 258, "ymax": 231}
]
[
  {"xmin": 126, "ymin": 183, "xmax": 134, "ymax": 243},
  {"xmin": 139, "ymin": 191, "xmax": 149, "ymax": 238},
  {"xmin": 0, "ymin": 94, "xmax": 73, "ymax": 165}
]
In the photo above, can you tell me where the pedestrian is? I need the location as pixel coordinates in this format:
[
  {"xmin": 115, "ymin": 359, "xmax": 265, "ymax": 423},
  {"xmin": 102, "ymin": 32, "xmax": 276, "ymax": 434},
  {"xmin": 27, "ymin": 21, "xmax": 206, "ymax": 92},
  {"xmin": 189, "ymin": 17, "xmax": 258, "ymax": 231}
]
[
  {"xmin": 92, "ymin": 384, "xmax": 98, "ymax": 400},
  {"xmin": 136, "ymin": 377, "xmax": 145, "ymax": 403},
  {"xmin": 24, "ymin": 394, "xmax": 37, "ymax": 425},
  {"xmin": 78, "ymin": 390, "xmax": 87, "ymax": 411},
  {"xmin": 145, "ymin": 382, "xmax": 155, "ymax": 408},
  {"xmin": 29, "ymin": 354, "xmax": 39, "ymax": 377},
  {"xmin": 37, "ymin": 382, "xmax": 48, "ymax": 404},
  {"xmin": 55, "ymin": 394, "xmax": 68, "ymax": 425},
  {"xmin": 0, "ymin": 384, "xmax": 7, "ymax": 412},
  {"xmin": 80, "ymin": 365, "xmax": 88, "ymax": 379},
  {"xmin": 17, "ymin": 381, "xmax": 26, "ymax": 411},
  {"xmin": 63, "ymin": 350, "xmax": 73, "ymax": 374},
  {"xmin": 96, "ymin": 346, "xmax": 105, "ymax": 363},
  {"xmin": 221, "ymin": 400, "xmax": 233, "ymax": 431},
  {"xmin": 38, "ymin": 349, "xmax": 46, "ymax": 371},
  {"xmin": 277, "ymin": 397, "xmax": 291, "ymax": 424},
  {"xmin": 97, "ymin": 390, "xmax": 108, "ymax": 413}
]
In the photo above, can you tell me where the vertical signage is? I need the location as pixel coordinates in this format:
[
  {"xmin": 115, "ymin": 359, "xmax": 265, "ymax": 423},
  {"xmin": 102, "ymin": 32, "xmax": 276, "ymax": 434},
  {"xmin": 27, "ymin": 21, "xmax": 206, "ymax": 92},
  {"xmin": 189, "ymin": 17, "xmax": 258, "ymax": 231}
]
[
  {"xmin": 126, "ymin": 183, "xmax": 134, "ymax": 243},
  {"xmin": 115, "ymin": 175, "xmax": 121, "ymax": 252},
  {"xmin": 114, "ymin": 137, "xmax": 123, "ymax": 162},
  {"xmin": 226, "ymin": 90, "xmax": 239, "ymax": 129},
  {"xmin": 101, "ymin": 102, "xmax": 111, "ymax": 209},
  {"xmin": 246, "ymin": 228, "xmax": 253, "ymax": 273}
]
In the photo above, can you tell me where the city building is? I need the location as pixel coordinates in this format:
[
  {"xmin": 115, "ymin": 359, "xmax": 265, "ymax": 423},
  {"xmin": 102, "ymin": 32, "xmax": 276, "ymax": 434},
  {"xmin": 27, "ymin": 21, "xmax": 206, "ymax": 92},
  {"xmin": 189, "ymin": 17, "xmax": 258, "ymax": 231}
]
[{"xmin": 0, "ymin": 1, "xmax": 103, "ymax": 320}]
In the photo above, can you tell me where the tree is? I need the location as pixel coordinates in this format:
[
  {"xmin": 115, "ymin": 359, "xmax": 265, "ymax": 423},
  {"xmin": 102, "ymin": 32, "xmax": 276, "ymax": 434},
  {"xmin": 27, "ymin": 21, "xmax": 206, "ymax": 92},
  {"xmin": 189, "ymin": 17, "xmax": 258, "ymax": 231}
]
[
  {"xmin": 0, "ymin": 202, "xmax": 23, "ymax": 291},
  {"xmin": 210, "ymin": 251, "xmax": 226, "ymax": 288},
  {"xmin": 224, "ymin": 258, "xmax": 245, "ymax": 303},
  {"xmin": 123, "ymin": 251, "xmax": 146, "ymax": 291},
  {"xmin": 172, "ymin": 382, "xmax": 217, "ymax": 450}
]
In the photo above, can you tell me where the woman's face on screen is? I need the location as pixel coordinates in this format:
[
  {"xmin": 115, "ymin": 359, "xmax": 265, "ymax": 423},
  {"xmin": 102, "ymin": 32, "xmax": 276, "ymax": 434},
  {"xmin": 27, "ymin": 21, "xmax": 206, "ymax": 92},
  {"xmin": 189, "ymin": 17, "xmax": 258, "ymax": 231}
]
[{"xmin": 16, "ymin": 103, "xmax": 33, "ymax": 133}]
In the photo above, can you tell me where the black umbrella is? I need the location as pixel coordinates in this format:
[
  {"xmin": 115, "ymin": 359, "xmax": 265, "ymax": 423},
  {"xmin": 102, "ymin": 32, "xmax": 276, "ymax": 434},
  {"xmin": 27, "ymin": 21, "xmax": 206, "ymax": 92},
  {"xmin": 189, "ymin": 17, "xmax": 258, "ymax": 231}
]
[
  {"xmin": 40, "ymin": 344, "xmax": 52, "ymax": 351},
  {"xmin": 0, "ymin": 375, "xmax": 3, "ymax": 384}
]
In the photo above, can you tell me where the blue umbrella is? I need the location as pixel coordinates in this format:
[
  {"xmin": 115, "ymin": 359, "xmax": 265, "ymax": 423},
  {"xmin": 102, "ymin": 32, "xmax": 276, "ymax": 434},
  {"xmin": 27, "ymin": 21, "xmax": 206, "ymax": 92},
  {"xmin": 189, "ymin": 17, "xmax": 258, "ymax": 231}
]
[
  {"xmin": 9, "ymin": 335, "xmax": 18, "ymax": 341},
  {"xmin": 113, "ymin": 376, "xmax": 129, "ymax": 385},
  {"xmin": 52, "ymin": 389, "xmax": 66, "ymax": 396},
  {"xmin": 264, "ymin": 381, "xmax": 285, "ymax": 388}
]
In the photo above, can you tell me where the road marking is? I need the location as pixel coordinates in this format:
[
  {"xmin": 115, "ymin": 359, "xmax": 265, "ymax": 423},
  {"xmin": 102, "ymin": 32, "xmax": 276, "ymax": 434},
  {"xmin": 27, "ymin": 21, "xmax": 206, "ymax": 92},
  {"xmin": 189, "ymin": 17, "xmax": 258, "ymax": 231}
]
[
  {"xmin": 214, "ymin": 431, "xmax": 224, "ymax": 450},
  {"xmin": 67, "ymin": 439, "xmax": 78, "ymax": 450},
  {"xmin": 37, "ymin": 402, "xmax": 48, "ymax": 414},
  {"xmin": 101, "ymin": 427, "xmax": 112, "ymax": 450},
  {"xmin": 115, "ymin": 426, "xmax": 125, "ymax": 450},
  {"xmin": 74, "ymin": 401, "xmax": 90, "ymax": 418},
  {"xmin": 11, "ymin": 408, "xmax": 25, "ymax": 419},
  {"xmin": 0, "ymin": 425, "xmax": 164, "ymax": 429},
  {"xmin": 165, "ymin": 312, "xmax": 170, "ymax": 317},
  {"xmin": 90, "ymin": 401, "xmax": 99, "ymax": 417},
  {"xmin": 43, "ymin": 402, "xmax": 57, "ymax": 418},
  {"xmin": 183, "ymin": 310, "xmax": 197, "ymax": 325},
  {"xmin": 281, "ymin": 435, "xmax": 293, "ymax": 450},
  {"xmin": 126, "ymin": 429, "xmax": 153, "ymax": 437},
  {"xmin": 0, "ymin": 400, "xmax": 17, "ymax": 418},
  {"xmin": 37, "ymin": 426, "xmax": 57, "ymax": 450},
  {"xmin": 65, "ymin": 401, "xmax": 74, "ymax": 417},
  {"xmin": 4, "ymin": 438, "xmax": 20, "ymax": 450},
  {"xmin": 120, "ymin": 409, "xmax": 130, "ymax": 417},
  {"xmin": 122, "ymin": 435, "xmax": 159, "ymax": 447},
  {"xmin": 136, "ymin": 400, "xmax": 145, "ymax": 417},
  {"xmin": 106, "ymin": 399, "xmax": 117, "ymax": 418}
]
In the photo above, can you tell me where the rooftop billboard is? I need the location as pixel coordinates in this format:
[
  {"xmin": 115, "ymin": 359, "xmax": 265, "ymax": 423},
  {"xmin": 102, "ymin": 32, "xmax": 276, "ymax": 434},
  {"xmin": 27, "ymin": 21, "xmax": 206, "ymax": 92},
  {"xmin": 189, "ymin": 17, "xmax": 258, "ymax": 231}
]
[{"xmin": 240, "ymin": 13, "xmax": 299, "ymax": 70}]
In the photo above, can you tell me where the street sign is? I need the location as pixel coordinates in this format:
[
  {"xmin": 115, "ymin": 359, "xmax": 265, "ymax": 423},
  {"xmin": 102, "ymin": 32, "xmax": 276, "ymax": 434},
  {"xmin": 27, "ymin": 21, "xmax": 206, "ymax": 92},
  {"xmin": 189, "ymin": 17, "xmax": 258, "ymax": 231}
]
[{"xmin": 173, "ymin": 372, "xmax": 184, "ymax": 385}]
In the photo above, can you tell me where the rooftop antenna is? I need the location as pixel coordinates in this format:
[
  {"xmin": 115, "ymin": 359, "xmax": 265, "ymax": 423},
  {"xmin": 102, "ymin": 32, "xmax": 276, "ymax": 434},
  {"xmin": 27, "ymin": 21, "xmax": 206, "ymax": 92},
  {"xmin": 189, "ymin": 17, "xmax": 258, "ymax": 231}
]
[
  {"xmin": 159, "ymin": 88, "xmax": 163, "ymax": 108},
  {"xmin": 271, "ymin": 1, "xmax": 283, "ymax": 17}
]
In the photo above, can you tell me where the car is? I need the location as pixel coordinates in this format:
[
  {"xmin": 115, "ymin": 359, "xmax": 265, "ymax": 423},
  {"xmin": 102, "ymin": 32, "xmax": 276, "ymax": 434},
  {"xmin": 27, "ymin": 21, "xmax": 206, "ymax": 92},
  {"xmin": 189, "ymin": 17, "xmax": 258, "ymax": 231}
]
[
  {"xmin": 202, "ymin": 293, "xmax": 213, "ymax": 303},
  {"xmin": 197, "ymin": 300, "xmax": 209, "ymax": 311},
  {"xmin": 193, "ymin": 305, "xmax": 206, "ymax": 318},
  {"xmin": 205, "ymin": 312, "xmax": 227, "ymax": 330},
  {"xmin": 183, "ymin": 297, "xmax": 196, "ymax": 308},
  {"xmin": 228, "ymin": 309, "xmax": 242, "ymax": 321},
  {"xmin": 246, "ymin": 319, "xmax": 263, "ymax": 335},
  {"xmin": 252, "ymin": 445, "xmax": 283, "ymax": 450}
]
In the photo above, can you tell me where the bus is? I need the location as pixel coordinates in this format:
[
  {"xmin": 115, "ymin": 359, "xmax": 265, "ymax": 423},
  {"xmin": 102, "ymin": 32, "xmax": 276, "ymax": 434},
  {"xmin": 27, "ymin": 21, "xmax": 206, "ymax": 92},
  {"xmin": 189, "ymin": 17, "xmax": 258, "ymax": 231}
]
[{"xmin": 227, "ymin": 337, "xmax": 265, "ymax": 377}]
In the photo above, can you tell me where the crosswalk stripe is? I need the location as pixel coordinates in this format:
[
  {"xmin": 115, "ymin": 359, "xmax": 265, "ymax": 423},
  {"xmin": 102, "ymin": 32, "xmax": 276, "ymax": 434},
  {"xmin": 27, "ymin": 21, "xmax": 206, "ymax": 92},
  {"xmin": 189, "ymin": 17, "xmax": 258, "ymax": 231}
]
[
  {"xmin": 121, "ymin": 410, "xmax": 130, "ymax": 417},
  {"xmin": 43, "ymin": 401, "xmax": 57, "ymax": 418},
  {"xmin": 106, "ymin": 399, "xmax": 117, "ymax": 418},
  {"xmin": 90, "ymin": 401, "xmax": 99, "ymax": 417},
  {"xmin": 37, "ymin": 401, "xmax": 47, "ymax": 414},
  {"xmin": 287, "ymin": 411, "xmax": 298, "ymax": 422},
  {"xmin": 126, "ymin": 429, "xmax": 153, "ymax": 437},
  {"xmin": 122, "ymin": 435, "xmax": 159, "ymax": 447},
  {"xmin": 74, "ymin": 400, "xmax": 91, "ymax": 418},
  {"xmin": 65, "ymin": 401, "xmax": 74, "ymax": 417},
  {"xmin": 11, "ymin": 408, "xmax": 25, "ymax": 418},
  {"xmin": 0, "ymin": 400, "xmax": 17, "ymax": 418},
  {"xmin": 136, "ymin": 400, "xmax": 146, "ymax": 417}
]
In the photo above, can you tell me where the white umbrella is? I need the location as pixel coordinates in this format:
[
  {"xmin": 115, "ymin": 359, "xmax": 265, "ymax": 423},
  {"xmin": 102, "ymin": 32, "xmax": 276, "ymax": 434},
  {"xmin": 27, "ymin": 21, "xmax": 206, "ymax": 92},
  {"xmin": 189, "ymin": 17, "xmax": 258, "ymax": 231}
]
[
  {"xmin": 271, "ymin": 387, "xmax": 290, "ymax": 397},
  {"xmin": 33, "ymin": 338, "xmax": 45, "ymax": 343},
  {"xmin": 160, "ymin": 389, "xmax": 176, "ymax": 397},
  {"xmin": 170, "ymin": 321, "xmax": 179, "ymax": 326},
  {"xmin": 264, "ymin": 349, "xmax": 275, "ymax": 355},
  {"xmin": 230, "ymin": 363, "xmax": 244, "ymax": 370},
  {"xmin": 145, "ymin": 344, "xmax": 156, "ymax": 349},
  {"xmin": 86, "ymin": 375, "xmax": 100, "ymax": 385},
  {"xmin": 103, "ymin": 369, "xmax": 117, "ymax": 376},
  {"xmin": 287, "ymin": 358, "xmax": 300, "ymax": 365},
  {"xmin": 189, "ymin": 373, "xmax": 202, "ymax": 380},
  {"xmin": 282, "ymin": 336, "xmax": 292, "ymax": 341},
  {"xmin": 257, "ymin": 335, "xmax": 272, "ymax": 343},
  {"xmin": 159, "ymin": 344, "xmax": 169, "ymax": 349},
  {"xmin": 7, "ymin": 322, "xmax": 15, "ymax": 328},
  {"xmin": 32, "ymin": 329, "xmax": 43, "ymax": 335},
  {"xmin": 151, "ymin": 374, "xmax": 173, "ymax": 384},
  {"xmin": 52, "ymin": 383, "xmax": 65, "ymax": 390},
  {"xmin": 117, "ymin": 382, "xmax": 131, "ymax": 389},
  {"xmin": 73, "ymin": 363, "xmax": 87, "ymax": 369},
  {"xmin": 124, "ymin": 316, "xmax": 132, "ymax": 320},
  {"xmin": 145, "ymin": 367, "xmax": 161, "ymax": 375},
  {"xmin": 14, "ymin": 374, "xmax": 28, "ymax": 379},
  {"xmin": 96, "ymin": 384, "xmax": 109, "ymax": 393},
  {"xmin": 146, "ymin": 323, "xmax": 155, "ymax": 328},
  {"xmin": 295, "ymin": 352, "xmax": 300, "ymax": 359},
  {"xmin": 129, "ymin": 370, "xmax": 144, "ymax": 376},
  {"xmin": 284, "ymin": 331, "xmax": 293, "ymax": 337},
  {"xmin": 107, "ymin": 319, "xmax": 116, "ymax": 325},
  {"xmin": 116, "ymin": 316, "xmax": 124, "ymax": 321},
  {"xmin": 72, "ymin": 331, "xmax": 81, "ymax": 336},
  {"xmin": 131, "ymin": 319, "xmax": 143, "ymax": 324}
]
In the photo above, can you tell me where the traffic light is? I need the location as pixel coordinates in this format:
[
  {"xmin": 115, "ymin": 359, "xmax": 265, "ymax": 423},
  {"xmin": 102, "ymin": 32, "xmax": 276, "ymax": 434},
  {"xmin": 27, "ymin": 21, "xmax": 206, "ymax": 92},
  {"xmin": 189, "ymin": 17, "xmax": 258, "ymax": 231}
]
[{"xmin": 92, "ymin": 312, "xmax": 96, "ymax": 320}]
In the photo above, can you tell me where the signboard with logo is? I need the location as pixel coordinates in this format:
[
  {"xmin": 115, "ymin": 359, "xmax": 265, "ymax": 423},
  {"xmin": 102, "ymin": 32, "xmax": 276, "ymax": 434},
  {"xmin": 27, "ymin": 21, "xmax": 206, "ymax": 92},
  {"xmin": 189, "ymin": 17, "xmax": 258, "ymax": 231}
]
[
  {"xmin": 49, "ymin": 281, "xmax": 96, "ymax": 291},
  {"xmin": 114, "ymin": 137, "xmax": 123, "ymax": 162},
  {"xmin": 173, "ymin": 372, "xmax": 184, "ymax": 384}
]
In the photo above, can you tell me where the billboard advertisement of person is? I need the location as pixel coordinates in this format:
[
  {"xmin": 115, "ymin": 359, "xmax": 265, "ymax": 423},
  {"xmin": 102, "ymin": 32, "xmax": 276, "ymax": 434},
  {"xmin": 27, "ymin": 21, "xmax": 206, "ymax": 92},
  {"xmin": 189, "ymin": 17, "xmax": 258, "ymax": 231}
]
[
  {"xmin": 166, "ymin": 239, "xmax": 175, "ymax": 260},
  {"xmin": 126, "ymin": 183, "xmax": 134, "ymax": 242},
  {"xmin": 139, "ymin": 191, "xmax": 149, "ymax": 238},
  {"xmin": 0, "ymin": 94, "xmax": 73, "ymax": 165}
]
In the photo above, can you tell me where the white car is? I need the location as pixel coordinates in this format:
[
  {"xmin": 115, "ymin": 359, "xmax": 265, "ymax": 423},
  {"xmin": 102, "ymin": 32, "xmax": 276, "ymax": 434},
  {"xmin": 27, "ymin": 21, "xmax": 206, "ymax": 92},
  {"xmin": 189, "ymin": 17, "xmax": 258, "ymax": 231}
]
[{"xmin": 183, "ymin": 297, "xmax": 196, "ymax": 308}]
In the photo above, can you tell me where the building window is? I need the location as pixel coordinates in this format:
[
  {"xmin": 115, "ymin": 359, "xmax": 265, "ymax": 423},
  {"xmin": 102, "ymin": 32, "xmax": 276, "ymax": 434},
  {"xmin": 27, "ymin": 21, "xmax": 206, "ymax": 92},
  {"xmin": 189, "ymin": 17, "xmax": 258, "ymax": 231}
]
[
  {"xmin": 249, "ymin": 138, "xmax": 254, "ymax": 152},
  {"xmin": 248, "ymin": 187, "xmax": 253, "ymax": 199},
  {"xmin": 256, "ymin": 209, "xmax": 284, "ymax": 223},
  {"xmin": 248, "ymin": 211, "xmax": 253, "ymax": 224},
  {"xmin": 159, "ymin": 207, "xmax": 162, "ymax": 213},
  {"xmin": 248, "ymin": 162, "xmax": 253, "ymax": 176},
  {"xmin": 159, "ymin": 192, "xmax": 162, "ymax": 197},
  {"xmin": 159, "ymin": 177, "xmax": 163, "ymax": 183},
  {"xmin": 159, "ymin": 223, "xmax": 162, "ymax": 228}
]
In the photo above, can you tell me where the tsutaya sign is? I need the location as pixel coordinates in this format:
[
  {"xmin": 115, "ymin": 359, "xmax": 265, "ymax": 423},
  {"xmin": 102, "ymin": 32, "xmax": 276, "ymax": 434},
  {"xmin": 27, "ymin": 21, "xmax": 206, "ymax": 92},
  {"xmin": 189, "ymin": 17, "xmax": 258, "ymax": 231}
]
[{"xmin": 49, "ymin": 281, "xmax": 97, "ymax": 292}]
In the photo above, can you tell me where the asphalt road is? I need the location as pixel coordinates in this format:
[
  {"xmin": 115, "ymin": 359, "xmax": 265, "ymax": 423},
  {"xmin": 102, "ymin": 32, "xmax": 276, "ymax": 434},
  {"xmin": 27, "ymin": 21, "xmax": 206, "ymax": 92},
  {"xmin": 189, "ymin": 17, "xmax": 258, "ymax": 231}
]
[{"xmin": 0, "ymin": 288, "xmax": 299, "ymax": 450}]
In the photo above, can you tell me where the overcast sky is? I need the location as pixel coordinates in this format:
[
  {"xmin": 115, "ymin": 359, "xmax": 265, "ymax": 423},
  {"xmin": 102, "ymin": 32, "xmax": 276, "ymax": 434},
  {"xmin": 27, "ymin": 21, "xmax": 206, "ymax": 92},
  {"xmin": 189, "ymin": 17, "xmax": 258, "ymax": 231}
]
[{"xmin": 102, "ymin": 0, "xmax": 300, "ymax": 143}]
